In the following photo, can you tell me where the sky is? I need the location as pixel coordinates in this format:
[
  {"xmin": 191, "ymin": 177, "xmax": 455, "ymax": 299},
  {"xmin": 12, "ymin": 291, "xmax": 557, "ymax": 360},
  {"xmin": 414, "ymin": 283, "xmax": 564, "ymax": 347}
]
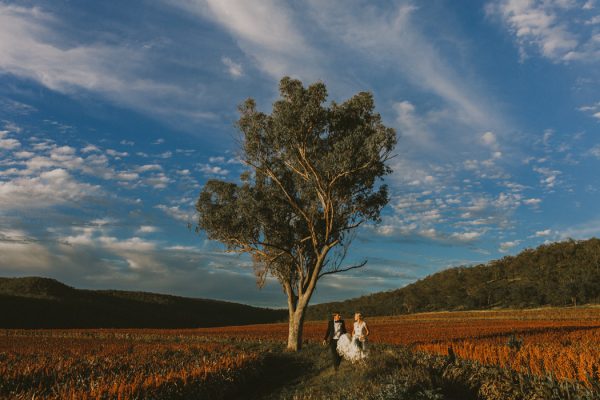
[{"xmin": 1, "ymin": 0, "xmax": 600, "ymax": 307}]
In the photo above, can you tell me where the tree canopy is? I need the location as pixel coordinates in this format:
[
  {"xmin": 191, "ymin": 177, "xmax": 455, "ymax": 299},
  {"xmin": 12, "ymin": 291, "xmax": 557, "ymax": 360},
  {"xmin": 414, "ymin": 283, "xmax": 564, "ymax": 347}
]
[{"xmin": 196, "ymin": 77, "xmax": 396, "ymax": 350}]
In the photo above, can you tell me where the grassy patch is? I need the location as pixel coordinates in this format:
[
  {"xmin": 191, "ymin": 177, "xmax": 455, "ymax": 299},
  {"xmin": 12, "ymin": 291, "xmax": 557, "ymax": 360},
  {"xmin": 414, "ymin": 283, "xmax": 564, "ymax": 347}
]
[{"xmin": 239, "ymin": 342, "xmax": 599, "ymax": 400}]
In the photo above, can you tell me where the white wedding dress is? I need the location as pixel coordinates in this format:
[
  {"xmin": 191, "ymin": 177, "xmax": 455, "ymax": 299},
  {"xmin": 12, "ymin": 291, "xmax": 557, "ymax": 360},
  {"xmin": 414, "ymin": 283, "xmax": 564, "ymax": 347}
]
[{"xmin": 336, "ymin": 333, "xmax": 366, "ymax": 362}]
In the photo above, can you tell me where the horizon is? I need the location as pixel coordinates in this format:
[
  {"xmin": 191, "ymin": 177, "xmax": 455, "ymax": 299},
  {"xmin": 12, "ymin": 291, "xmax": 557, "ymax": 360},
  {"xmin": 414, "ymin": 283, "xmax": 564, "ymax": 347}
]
[{"xmin": 1, "ymin": 1, "xmax": 600, "ymax": 307}]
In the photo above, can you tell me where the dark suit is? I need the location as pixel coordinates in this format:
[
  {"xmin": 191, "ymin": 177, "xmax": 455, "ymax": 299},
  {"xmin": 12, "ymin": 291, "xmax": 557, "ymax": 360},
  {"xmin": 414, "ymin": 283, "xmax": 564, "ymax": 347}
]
[{"xmin": 324, "ymin": 319, "xmax": 346, "ymax": 370}]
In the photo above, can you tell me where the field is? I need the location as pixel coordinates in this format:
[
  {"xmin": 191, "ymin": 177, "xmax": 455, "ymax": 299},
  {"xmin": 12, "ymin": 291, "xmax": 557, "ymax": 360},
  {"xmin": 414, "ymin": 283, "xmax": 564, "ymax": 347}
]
[{"xmin": 1, "ymin": 307, "xmax": 599, "ymax": 399}]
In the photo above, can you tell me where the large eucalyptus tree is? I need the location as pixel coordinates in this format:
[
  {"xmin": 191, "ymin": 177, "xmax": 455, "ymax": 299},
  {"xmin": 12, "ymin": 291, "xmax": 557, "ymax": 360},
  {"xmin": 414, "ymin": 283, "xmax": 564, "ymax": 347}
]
[{"xmin": 196, "ymin": 77, "xmax": 396, "ymax": 351}]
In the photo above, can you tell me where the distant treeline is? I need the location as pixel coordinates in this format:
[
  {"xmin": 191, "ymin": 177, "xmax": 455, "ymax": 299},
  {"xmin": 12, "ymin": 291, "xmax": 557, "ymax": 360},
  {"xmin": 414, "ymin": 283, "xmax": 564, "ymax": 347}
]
[
  {"xmin": 0, "ymin": 277, "xmax": 286, "ymax": 328},
  {"xmin": 307, "ymin": 238, "xmax": 600, "ymax": 319}
]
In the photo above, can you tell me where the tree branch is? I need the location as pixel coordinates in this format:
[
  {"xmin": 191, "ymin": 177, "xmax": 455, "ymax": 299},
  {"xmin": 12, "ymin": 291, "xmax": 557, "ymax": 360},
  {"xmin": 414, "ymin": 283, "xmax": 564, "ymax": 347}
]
[{"xmin": 318, "ymin": 259, "xmax": 368, "ymax": 278}]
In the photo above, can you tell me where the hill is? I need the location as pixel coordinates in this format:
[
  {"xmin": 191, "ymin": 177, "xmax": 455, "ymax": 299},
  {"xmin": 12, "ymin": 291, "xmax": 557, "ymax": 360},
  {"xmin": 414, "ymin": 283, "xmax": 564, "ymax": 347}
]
[
  {"xmin": 0, "ymin": 277, "xmax": 286, "ymax": 328},
  {"xmin": 307, "ymin": 238, "xmax": 600, "ymax": 319}
]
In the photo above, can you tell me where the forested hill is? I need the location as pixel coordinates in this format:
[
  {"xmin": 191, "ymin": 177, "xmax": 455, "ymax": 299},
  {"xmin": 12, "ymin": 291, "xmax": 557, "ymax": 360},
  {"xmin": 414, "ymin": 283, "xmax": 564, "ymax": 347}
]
[
  {"xmin": 0, "ymin": 277, "xmax": 286, "ymax": 328},
  {"xmin": 307, "ymin": 238, "xmax": 600, "ymax": 320}
]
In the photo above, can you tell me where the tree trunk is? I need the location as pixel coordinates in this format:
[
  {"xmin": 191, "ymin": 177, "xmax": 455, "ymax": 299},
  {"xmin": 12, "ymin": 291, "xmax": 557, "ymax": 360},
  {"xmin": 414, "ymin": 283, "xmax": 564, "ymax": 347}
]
[
  {"xmin": 286, "ymin": 295, "xmax": 311, "ymax": 351},
  {"xmin": 285, "ymin": 252, "xmax": 328, "ymax": 351}
]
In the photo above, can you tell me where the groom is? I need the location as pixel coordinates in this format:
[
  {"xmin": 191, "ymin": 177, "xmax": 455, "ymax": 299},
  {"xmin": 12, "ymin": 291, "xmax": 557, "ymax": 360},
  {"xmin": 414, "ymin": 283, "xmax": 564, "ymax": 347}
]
[{"xmin": 322, "ymin": 311, "xmax": 347, "ymax": 371}]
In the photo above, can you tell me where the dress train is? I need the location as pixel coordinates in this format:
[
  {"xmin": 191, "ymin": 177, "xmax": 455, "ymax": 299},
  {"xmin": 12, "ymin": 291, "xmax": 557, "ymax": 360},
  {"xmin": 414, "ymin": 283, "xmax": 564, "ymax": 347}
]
[{"xmin": 336, "ymin": 333, "xmax": 367, "ymax": 362}]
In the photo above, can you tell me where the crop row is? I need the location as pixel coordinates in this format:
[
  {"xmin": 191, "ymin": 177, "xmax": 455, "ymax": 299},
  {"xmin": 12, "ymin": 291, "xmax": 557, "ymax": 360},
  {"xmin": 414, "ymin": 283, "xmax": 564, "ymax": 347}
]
[
  {"xmin": 416, "ymin": 327, "xmax": 600, "ymax": 385},
  {"xmin": 0, "ymin": 335, "xmax": 261, "ymax": 400}
]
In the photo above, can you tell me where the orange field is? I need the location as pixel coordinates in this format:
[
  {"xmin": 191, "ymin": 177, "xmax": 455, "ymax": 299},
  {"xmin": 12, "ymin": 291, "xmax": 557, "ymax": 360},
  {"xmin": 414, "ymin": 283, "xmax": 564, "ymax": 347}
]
[
  {"xmin": 417, "ymin": 327, "xmax": 600, "ymax": 385},
  {"xmin": 0, "ymin": 333, "xmax": 262, "ymax": 400},
  {"xmin": 1, "ymin": 306, "xmax": 599, "ymax": 398},
  {"xmin": 195, "ymin": 306, "xmax": 600, "ymax": 385}
]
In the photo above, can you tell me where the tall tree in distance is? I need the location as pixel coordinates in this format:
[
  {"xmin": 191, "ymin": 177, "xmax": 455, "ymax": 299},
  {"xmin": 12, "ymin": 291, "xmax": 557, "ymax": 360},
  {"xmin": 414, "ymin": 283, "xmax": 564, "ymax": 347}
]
[{"xmin": 196, "ymin": 77, "xmax": 396, "ymax": 351}]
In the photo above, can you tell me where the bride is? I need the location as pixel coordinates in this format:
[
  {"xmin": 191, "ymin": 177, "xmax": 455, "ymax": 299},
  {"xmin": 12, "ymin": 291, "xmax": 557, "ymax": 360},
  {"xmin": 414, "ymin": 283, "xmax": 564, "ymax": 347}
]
[{"xmin": 337, "ymin": 312, "xmax": 370, "ymax": 362}]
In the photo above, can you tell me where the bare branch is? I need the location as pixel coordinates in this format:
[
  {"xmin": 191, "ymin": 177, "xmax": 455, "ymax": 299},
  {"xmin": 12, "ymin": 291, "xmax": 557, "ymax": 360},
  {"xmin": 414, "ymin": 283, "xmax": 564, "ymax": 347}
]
[{"xmin": 318, "ymin": 260, "xmax": 368, "ymax": 278}]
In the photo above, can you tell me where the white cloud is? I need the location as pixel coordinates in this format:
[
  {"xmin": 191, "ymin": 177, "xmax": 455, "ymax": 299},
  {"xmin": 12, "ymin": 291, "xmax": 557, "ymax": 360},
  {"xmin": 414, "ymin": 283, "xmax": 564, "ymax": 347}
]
[
  {"xmin": 481, "ymin": 131, "xmax": 498, "ymax": 148},
  {"xmin": 533, "ymin": 166, "xmax": 561, "ymax": 189},
  {"xmin": 99, "ymin": 236, "xmax": 156, "ymax": 253},
  {"xmin": 377, "ymin": 151, "xmax": 530, "ymax": 246},
  {"xmin": 227, "ymin": 157, "xmax": 243, "ymax": 165},
  {"xmin": 309, "ymin": 2, "xmax": 507, "ymax": 134},
  {"xmin": 499, "ymin": 240, "xmax": 521, "ymax": 252},
  {"xmin": 144, "ymin": 173, "xmax": 171, "ymax": 189},
  {"xmin": 59, "ymin": 225, "xmax": 165, "ymax": 272},
  {"xmin": 171, "ymin": 0, "xmax": 320, "ymax": 80},
  {"xmin": 0, "ymin": 137, "xmax": 20, "ymax": 150},
  {"xmin": 137, "ymin": 225, "xmax": 160, "ymax": 234},
  {"xmin": 106, "ymin": 149, "xmax": 129, "ymax": 158},
  {"xmin": 137, "ymin": 164, "xmax": 163, "ymax": 173},
  {"xmin": 585, "ymin": 15, "xmax": 600, "ymax": 24},
  {"xmin": 13, "ymin": 151, "xmax": 34, "ymax": 159},
  {"xmin": 222, "ymin": 57, "xmax": 243, "ymax": 78},
  {"xmin": 0, "ymin": 228, "xmax": 54, "ymax": 269},
  {"xmin": 393, "ymin": 101, "xmax": 435, "ymax": 147},
  {"xmin": 52, "ymin": 146, "xmax": 76, "ymax": 156},
  {"xmin": 4, "ymin": 144, "xmax": 119, "ymax": 180},
  {"xmin": 0, "ymin": 224, "xmax": 287, "ymax": 306},
  {"xmin": 487, "ymin": 0, "xmax": 600, "ymax": 62},
  {"xmin": 208, "ymin": 156, "xmax": 226, "ymax": 163},
  {"xmin": 487, "ymin": 0, "xmax": 576, "ymax": 60},
  {"xmin": 450, "ymin": 231, "xmax": 485, "ymax": 242},
  {"xmin": 376, "ymin": 225, "xmax": 395, "ymax": 236},
  {"xmin": 81, "ymin": 145, "xmax": 100, "ymax": 153},
  {"xmin": 579, "ymin": 102, "xmax": 600, "ymax": 120},
  {"xmin": 523, "ymin": 198, "xmax": 542, "ymax": 206},
  {"xmin": 0, "ymin": 168, "xmax": 102, "ymax": 210},
  {"xmin": 419, "ymin": 228, "xmax": 438, "ymax": 240},
  {"xmin": 90, "ymin": 218, "xmax": 117, "ymax": 227},
  {"xmin": 534, "ymin": 229, "xmax": 552, "ymax": 236},
  {"xmin": 0, "ymin": 4, "xmax": 213, "ymax": 126},
  {"xmin": 156, "ymin": 204, "xmax": 194, "ymax": 222},
  {"xmin": 166, "ymin": 245, "xmax": 200, "ymax": 251},
  {"xmin": 116, "ymin": 172, "xmax": 139, "ymax": 181},
  {"xmin": 588, "ymin": 145, "xmax": 600, "ymax": 158},
  {"xmin": 199, "ymin": 164, "xmax": 229, "ymax": 176},
  {"xmin": 559, "ymin": 218, "xmax": 600, "ymax": 239}
]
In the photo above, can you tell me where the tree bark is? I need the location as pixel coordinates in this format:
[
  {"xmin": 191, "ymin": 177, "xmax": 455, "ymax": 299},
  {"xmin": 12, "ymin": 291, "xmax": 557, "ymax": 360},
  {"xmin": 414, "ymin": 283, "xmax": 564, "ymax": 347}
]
[
  {"xmin": 286, "ymin": 306, "xmax": 306, "ymax": 351},
  {"xmin": 286, "ymin": 292, "xmax": 314, "ymax": 351},
  {"xmin": 285, "ymin": 252, "xmax": 328, "ymax": 351}
]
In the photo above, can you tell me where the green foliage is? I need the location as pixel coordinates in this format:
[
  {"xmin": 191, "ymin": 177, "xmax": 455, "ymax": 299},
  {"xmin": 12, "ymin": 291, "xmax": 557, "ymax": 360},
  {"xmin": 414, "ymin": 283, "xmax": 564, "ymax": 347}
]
[
  {"xmin": 307, "ymin": 238, "xmax": 600, "ymax": 318},
  {"xmin": 197, "ymin": 77, "xmax": 395, "ymax": 288},
  {"xmin": 196, "ymin": 77, "xmax": 396, "ymax": 349}
]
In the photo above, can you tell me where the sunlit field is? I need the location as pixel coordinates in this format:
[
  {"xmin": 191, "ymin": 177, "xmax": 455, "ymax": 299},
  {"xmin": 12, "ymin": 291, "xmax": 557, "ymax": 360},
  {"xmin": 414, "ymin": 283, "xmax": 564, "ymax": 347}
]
[
  {"xmin": 1, "ymin": 332, "xmax": 263, "ymax": 400},
  {"xmin": 2, "ymin": 307, "xmax": 599, "ymax": 399},
  {"xmin": 198, "ymin": 307, "xmax": 600, "ymax": 387}
]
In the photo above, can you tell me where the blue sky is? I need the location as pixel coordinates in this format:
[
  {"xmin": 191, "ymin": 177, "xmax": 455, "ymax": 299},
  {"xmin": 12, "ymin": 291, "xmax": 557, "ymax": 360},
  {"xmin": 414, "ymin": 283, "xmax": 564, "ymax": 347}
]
[{"xmin": 1, "ymin": 0, "xmax": 599, "ymax": 307}]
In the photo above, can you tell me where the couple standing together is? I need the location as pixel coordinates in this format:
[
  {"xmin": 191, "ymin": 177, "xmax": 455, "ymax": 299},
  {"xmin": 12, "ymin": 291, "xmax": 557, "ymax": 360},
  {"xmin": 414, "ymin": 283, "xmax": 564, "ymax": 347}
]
[{"xmin": 323, "ymin": 312, "xmax": 370, "ymax": 370}]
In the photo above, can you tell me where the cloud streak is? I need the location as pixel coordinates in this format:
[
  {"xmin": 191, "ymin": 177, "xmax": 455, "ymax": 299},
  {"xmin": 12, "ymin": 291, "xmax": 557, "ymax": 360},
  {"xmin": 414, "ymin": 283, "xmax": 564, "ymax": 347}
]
[
  {"xmin": 307, "ymin": 1, "xmax": 509, "ymax": 136},
  {"xmin": 0, "ymin": 4, "xmax": 216, "ymax": 127},
  {"xmin": 170, "ymin": 0, "xmax": 323, "ymax": 80}
]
